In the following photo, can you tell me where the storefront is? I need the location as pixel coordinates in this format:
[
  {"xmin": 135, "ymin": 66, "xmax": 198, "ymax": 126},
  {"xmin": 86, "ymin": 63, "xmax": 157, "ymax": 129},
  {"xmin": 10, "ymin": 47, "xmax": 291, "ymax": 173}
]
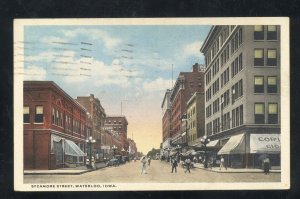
[
  {"xmin": 217, "ymin": 133, "xmax": 280, "ymax": 169},
  {"xmin": 51, "ymin": 134, "xmax": 86, "ymax": 169}
]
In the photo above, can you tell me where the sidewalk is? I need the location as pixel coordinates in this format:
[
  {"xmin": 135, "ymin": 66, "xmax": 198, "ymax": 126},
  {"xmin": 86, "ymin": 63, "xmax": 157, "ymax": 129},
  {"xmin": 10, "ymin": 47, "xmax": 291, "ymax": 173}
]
[
  {"xmin": 193, "ymin": 163, "xmax": 281, "ymax": 173},
  {"xmin": 24, "ymin": 162, "xmax": 107, "ymax": 175}
]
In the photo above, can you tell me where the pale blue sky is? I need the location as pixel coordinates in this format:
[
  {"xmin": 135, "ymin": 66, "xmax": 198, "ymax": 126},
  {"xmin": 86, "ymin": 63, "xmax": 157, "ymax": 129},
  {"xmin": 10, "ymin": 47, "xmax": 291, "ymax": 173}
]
[{"xmin": 21, "ymin": 25, "xmax": 211, "ymax": 153}]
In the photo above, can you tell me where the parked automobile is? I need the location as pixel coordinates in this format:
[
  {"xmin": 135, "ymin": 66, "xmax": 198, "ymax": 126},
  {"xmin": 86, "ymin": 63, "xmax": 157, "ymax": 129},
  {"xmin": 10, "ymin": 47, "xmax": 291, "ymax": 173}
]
[{"xmin": 106, "ymin": 158, "xmax": 119, "ymax": 167}]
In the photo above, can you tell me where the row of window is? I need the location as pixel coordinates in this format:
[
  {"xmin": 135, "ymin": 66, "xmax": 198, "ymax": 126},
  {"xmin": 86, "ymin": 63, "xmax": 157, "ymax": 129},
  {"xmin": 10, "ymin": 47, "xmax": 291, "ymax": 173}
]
[
  {"xmin": 220, "ymin": 67, "xmax": 230, "ymax": 88},
  {"xmin": 254, "ymin": 48, "xmax": 277, "ymax": 66},
  {"xmin": 254, "ymin": 25, "xmax": 278, "ymax": 41},
  {"xmin": 231, "ymin": 79, "xmax": 243, "ymax": 104},
  {"xmin": 231, "ymin": 53, "xmax": 243, "ymax": 78},
  {"xmin": 230, "ymin": 28, "xmax": 243, "ymax": 55},
  {"xmin": 207, "ymin": 102, "xmax": 279, "ymax": 135},
  {"xmin": 255, "ymin": 103, "xmax": 278, "ymax": 124},
  {"xmin": 23, "ymin": 106, "xmax": 43, "ymax": 123},
  {"xmin": 205, "ymin": 26, "xmax": 238, "ymax": 67},
  {"xmin": 254, "ymin": 76, "xmax": 278, "ymax": 93},
  {"xmin": 232, "ymin": 105, "xmax": 244, "ymax": 128},
  {"xmin": 105, "ymin": 120, "xmax": 123, "ymax": 124},
  {"xmin": 212, "ymin": 78, "xmax": 220, "ymax": 95},
  {"xmin": 205, "ymin": 27, "xmax": 243, "ymax": 83}
]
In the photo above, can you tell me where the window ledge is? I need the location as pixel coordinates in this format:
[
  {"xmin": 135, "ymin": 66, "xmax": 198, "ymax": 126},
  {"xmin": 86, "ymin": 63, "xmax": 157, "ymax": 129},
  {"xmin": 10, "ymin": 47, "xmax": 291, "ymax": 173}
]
[
  {"xmin": 254, "ymin": 66, "xmax": 278, "ymax": 68},
  {"xmin": 34, "ymin": 123, "xmax": 44, "ymax": 124}
]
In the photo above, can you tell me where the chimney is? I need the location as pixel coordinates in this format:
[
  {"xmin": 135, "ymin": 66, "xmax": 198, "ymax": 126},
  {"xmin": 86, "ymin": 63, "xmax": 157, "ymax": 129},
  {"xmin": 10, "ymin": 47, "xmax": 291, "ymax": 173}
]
[{"xmin": 192, "ymin": 63, "xmax": 199, "ymax": 72}]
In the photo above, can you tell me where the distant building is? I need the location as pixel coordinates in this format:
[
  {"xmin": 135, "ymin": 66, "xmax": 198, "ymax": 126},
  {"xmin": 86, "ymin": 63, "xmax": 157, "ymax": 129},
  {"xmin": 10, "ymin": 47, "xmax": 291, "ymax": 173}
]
[
  {"xmin": 24, "ymin": 81, "xmax": 86, "ymax": 170},
  {"xmin": 161, "ymin": 89, "xmax": 172, "ymax": 147},
  {"xmin": 104, "ymin": 116, "xmax": 129, "ymax": 154},
  {"xmin": 127, "ymin": 138, "xmax": 137, "ymax": 159},
  {"xmin": 76, "ymin": 94, "xmax": 106, "ymax": 161},
  {"xmin": 170, "ymin": 63, "xmax": 205, "ymax": 146},
  {"xmin": 200, "ymin": 25, "xmax": 280, "ymax": 168},
  {"xmin": 185, "ymin": 92, "xmax": 205, "ymax": 147}
]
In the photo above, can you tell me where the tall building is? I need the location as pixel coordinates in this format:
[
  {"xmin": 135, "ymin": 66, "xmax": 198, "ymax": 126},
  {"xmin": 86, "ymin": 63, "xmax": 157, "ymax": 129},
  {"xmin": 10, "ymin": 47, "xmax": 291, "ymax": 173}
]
[
  {"xmin": 200, "ymin": 25, "xmax": 281, "ymax": 168},
  {"xmin": 76, "ymin": 94, "xmax": 106, "ymax": 161},
  {"xmin": 169, "ymin": 63, "xmax": 205, "ymax": 146},
  {"xmin": 24, "ymin": 81, "xmax": 87, "ymax": 170},
  {"xmin": 161, "ymin": 89, "xmax": 172, "ymax": 150},
  {"xmin": 104, "ymin": 116, "xmax": 129, "ymax": 154},
  {"xmin": 185, "ymin": 92, "xmax": 205, "ymax": 146}
]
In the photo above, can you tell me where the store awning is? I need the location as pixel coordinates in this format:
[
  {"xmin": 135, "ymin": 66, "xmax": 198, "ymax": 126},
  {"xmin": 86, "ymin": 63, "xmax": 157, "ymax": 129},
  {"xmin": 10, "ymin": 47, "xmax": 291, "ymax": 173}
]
[
  {"xmin": 218, "ymin": 134, "xmax": 245, "ymax": 155},
  {"xmin": 64, "ymin": 139, "xmax": 86, "ymax": 157},
  {"xmin": 250, "ymin": 134, "xmax": 280, "ymax": 154},
  {"xmin": 206, "ymin": 140, "xmax": 220, "ymax": 147}
]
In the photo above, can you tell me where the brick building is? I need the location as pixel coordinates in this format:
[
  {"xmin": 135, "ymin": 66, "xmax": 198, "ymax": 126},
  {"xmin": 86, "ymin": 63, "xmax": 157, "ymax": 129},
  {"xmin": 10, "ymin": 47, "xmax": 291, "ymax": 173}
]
[
  {"xmin": 200, "ymin": 25, "xmax": 281, "ymax": 168},
  {"xmin": 169, "ymin": 63, "xmax": 205, "ymax": 146},
  {"xmin": 76, "ymin": 94, "xmax": 106, "ymax": 161},
  {"xmin": 104, "ymin": 116, "xmax": 129, "ymax": 154},
  {"xmin": 24, "ymin": 81, "xmax": 87, "ymax": 170}
]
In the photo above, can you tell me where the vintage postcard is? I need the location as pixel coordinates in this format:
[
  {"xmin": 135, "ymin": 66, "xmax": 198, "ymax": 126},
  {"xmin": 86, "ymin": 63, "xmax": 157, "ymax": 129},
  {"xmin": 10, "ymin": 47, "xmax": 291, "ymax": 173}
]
[{"xmin": 14, "ymin": 18, "xmax": 290, "ymax": 191}]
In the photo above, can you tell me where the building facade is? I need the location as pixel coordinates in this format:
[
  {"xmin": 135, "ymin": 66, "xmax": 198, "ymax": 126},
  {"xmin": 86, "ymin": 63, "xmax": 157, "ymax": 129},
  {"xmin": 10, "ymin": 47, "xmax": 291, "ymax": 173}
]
[
  {"xmin": 186, "ymin": 92, "xmax": 205, "ymax": 146},
  {"xmin": 127, "ymin": 138, "xmax": 138, "ymax": 159},
  {"xmin": 76, "ymin": 94, "xmax": 106, "ymax": 162},
  {"xmin": 170, "ymin": 63, "xmax": 205, "ymax": 146},
  {"xmin": 104, "ymin": 116, "xmax": 129, "ymax": 154},
  {"xmin": 24, "ymin": 81, "xmax": 87, "ymax": 170},
  {"xmin": 161, "ymin": 89, "xmax": 172, "ymax": 144},
  {"xmin": 200, "ymin": 25, "xmax": 281, "ymax": 168}
]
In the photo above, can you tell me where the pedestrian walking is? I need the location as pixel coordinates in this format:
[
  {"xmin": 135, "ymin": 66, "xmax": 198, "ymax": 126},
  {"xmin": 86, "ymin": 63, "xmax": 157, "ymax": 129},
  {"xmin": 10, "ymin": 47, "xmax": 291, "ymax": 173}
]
[
  {"xmin": 171, "ymin": 158, "xmax": 178, "ymax": 173},
  {"xmin": 219, "ymin": 156, "xmax": 226, "ymax": 170},
  {"xmin": 184, "ymin": 157, "xmax": 191, "ymax": 173},
  {"xmin": 148, "ymin": 157, "xmax": 151, "ymax": 166},
  {"xmin": 262, "ymin": 157, "xmax": 270, "ymax": 175},
  {"xmin": 140, "ymin": 156, "xmax": 147, "ymax": 174}
]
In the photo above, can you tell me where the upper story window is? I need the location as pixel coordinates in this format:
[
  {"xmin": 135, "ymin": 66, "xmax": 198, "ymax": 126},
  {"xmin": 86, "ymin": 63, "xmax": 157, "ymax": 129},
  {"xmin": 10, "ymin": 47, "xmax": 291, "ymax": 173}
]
[
  {"xmin": 254, "ymin": 76, "xmax": 264, "ymax": 93},
  {"xmin": 268, "ymin": 103, "xmax": 278, "ymax": 124},
  {"xmin": 254, "ymin": 25, "xmax": 264, "ymax": 40},
  {"xmin": 23, "ymin": 106, "xmax": 30, "ymax": 123},
  {"xmin": 267, "ymin": 76, "xmax": 278, "ymax": 93},
  {"xmin": 254, "ymin": 49, "xmax": 264, "ymax": 66},
  {"xmin": 35, "ymin": 106, "xmax": 44, "ymax": 123},
  {"xmin": 267, "ymin": 49, "xmax": 277, "ymax": 66},
  {"xmin": 267, "ymin": 25, "xmax": 277, "ymax": 40},
  {"xmin": 254, "ymin": 103, "xmax": 265, "ymax": 124}
]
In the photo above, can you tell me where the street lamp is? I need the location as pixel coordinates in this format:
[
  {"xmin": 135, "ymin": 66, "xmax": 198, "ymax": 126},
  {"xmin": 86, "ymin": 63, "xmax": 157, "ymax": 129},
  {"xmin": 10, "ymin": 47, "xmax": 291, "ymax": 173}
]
[
  {"xmin": 112, "ymin": 145, "xmax": 117, "ymax": 158},
  {"xmin": 200, "ymin": 135, "xmax": 210, "ymax": 168},
  {"xmin": 86, "ymin": 136, "xmax": 96, "ymax": 169}
]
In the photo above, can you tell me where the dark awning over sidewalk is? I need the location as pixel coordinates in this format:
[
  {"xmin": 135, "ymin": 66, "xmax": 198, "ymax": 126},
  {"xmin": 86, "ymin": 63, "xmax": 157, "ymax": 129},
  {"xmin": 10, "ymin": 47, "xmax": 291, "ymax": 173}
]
[{"xmin": 218, "ymin": 134, "xmax": 245, "ymax": 155}]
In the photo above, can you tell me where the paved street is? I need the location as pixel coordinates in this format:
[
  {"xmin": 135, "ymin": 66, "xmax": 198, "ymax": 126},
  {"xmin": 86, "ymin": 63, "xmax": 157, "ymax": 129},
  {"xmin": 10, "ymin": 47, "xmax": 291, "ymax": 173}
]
[{"xmin": 24, "ymin": 160, "xmax": 280, "ymax": 183}]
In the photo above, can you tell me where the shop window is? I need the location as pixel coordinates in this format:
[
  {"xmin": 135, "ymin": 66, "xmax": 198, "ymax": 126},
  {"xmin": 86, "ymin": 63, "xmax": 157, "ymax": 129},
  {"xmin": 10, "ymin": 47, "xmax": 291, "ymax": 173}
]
[
  {"xmin": 268, "ymin": 103, "xmax": 278, "ymax": 124},
  {"xmin": 23, "ymin": 106, "xmax": 30, "ymax": 123},
  {"xmin": 254, "ymin": 25, "xmax": 264, "ymax": 40},
  {"xmin": 254, "ymin": 76, "xmax": 264, "ymax": 93},
  {"xmin": 255, "ymin": 103, "xmax": 265, "ymax": 124},
  {"xmin": 267, "ymin": 76, "xmax": 278, "ymax": 93},
  {"xmin": 35, "ymin": 106, "xmax": 44, "ymax": 123},
  {"xmin": 254, "ymin": 49, "xmax": 264, "ymax": 66},
  {"xmin": 267, "ymin": 49, "xmax": 277, "ymax": 66},
  {"xmin": 267, "ymin": 25, "xmax": 277, "ymax": 40}
]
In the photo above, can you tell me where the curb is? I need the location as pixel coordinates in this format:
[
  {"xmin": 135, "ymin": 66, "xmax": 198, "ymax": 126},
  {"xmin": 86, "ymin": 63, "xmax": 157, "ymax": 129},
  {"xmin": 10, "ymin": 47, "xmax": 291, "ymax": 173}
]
[{"xmin": 194, "ymin": 166, "xmax": 281, "ymax": 173}]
